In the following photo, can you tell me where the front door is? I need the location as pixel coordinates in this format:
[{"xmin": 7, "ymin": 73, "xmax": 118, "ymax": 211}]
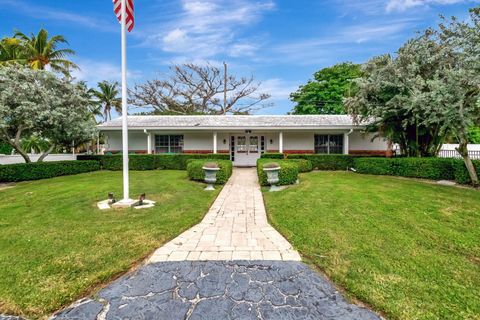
[{"xmin": 233, "ymin": 135, "xmax": 262, "ymax": 166}]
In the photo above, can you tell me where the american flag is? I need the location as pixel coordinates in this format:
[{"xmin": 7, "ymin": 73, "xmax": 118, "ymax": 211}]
[{"xmin": 113, "ymin": 0, "xmax": 134, "ymax": 32}]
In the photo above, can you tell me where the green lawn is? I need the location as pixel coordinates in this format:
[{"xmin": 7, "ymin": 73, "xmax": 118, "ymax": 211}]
[
  {"xmin": 263, "ymin": 171, "xmax": 480, "ymax": 320},
  {"xmin": 0, "ymin": 170, "xmax": 219, "ymax": 319}
]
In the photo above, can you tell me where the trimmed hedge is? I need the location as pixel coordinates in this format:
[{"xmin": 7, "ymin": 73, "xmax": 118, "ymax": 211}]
[
  {"xmin": 186, "ymin": 160, "xmax": 233, "ymax": 184},
  {"xmin": 287, "ymin": 154, "xmax": 354, "ymax": 171},
  {"xmin": 77, "ymin": 154, "xmax": 230, "ymax": 171},
  {"xmin": 353, "ymin": 157, "xmax": 480, "ymax": 184},
  {"xmin": 452, "ymin": 160, "xmax": 480, "ymax": 184},
  {"xmin": 257, "ymin": 159, "xmax": 299, "ymax": 186},
  {"xmin": 260, "ymin": 153, "xmax": 285, "ymax": 159},
  {"xmin": 288, "ymin": 159, "xmax": 313, "ymax": 173},
  {"xmin": 0, "ymin": 160, "xmax": 100, "ymax": 182}
]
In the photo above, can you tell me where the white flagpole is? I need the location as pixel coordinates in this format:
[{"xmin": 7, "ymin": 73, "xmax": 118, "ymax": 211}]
[{"xmin": 120, "ymin": 0, "xmax": 130, "ymax": 202}]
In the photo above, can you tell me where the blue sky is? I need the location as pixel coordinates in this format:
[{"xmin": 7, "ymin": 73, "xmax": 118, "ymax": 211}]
[{"xmin": 0, "ymin": 0, "xmax": 478, "ymax": 114}]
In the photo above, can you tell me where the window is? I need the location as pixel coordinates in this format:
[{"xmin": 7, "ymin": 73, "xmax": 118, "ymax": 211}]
[
  {"xmin": 155, "ymin": 135, "xmax": 183, "ymax": 153},
  {"xmin": 249, "ymin": 136, "xmax": 259, "ymax": 153},
  {"xmin": 315, "ymin": 134, "xmax": 344, "ymax": 154}
]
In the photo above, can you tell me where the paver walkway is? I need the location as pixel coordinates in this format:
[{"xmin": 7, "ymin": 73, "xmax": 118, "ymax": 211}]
[
  {"xmin": 52, "ymin": 168, "xmax": 381, "ymax": 320},
  {"xmin": 149, "ymin": 168, "xmax": 301, "ymax": 262}
]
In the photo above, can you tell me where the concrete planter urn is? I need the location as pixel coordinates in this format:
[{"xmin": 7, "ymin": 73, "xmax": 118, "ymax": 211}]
[
  {"xmin": 263, "ymin": 163, "xmax": 281, "ymax": 192},
  {"xmin": 203, "ymin": 162, "xmax": 220, "ymax": 191}
]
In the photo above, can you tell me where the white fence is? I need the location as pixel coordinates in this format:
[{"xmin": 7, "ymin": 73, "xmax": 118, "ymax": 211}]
[
  {"xmin": 438, "ymin": 144, "xmax": 480, "ymax": 160},
  {"xmin": 0, "ymin": 154, "xmax": 77, "ymax": 165}
]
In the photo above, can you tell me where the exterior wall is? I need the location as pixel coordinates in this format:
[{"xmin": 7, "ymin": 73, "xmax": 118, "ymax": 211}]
[
  {"xmin": 105, "ymin": 131, "xmax": 148, "ymax": 153},
  {"xmin": 103, "ymin": 130, "xmax": 389, "ymax": 156},
  {"xmin": 349, "ymin": 131, "xmax": 388, "ymax": 155}
]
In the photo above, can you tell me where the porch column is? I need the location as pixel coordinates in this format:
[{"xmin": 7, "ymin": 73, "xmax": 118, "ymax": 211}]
[
  {"xmin": 144, "ymin": 129, "xmax": 152, "ymax": 154},
  {"xmin": 344, "ymin": 129, "xmax": 353, "ymax": 155},
  {"xmin": 279, "ymin": 131, "xmax": 284, "ymax": 153},
  {"xmin": 147, "ymin": 133, "xmax": 152, "ymax": 154},
  {"xmin": 213, "ymin": 131, "xmax": 218, "ymax": 154}
]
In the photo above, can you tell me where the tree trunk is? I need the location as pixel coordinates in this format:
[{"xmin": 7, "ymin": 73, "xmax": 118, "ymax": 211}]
[
  {"xmin": 37, "ymin": 144, "xmax": 56, "ymax": 162},
  {"xmin": 456, "ymin": 138, "xmax": 479, "ymax": 187}
]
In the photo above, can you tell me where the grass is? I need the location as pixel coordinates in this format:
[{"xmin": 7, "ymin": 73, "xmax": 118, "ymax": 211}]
[
  {"xmin": 0, "ymin": 170, "xmax": 219, "ymax": 319},
  {"xmin": 263, "ymin": 171, "xmax": 480, "ymax": 320}
]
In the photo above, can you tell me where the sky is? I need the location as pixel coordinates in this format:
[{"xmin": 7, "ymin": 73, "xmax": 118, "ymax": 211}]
[{"xmin": 0, "ymin": 0, "xmax": 478, "ymax": 115}]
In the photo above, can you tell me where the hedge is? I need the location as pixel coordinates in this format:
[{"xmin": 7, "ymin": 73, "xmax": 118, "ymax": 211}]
[
  {"xmin": 260, "ymin": 153, "xmax": 285, "ymax": 159},
  {"xmin": 257, "ymin": 159, "xmax": 299, "ymax": 186},
  {"xmin": 0, "ymin": 160, "xmax": 100, "ymax": 182},
  {"xmin": 287, "ymin": 154, "xmax": 354, "ymax": 171},
  {"xmin": 186, "ymin": 160, "xmax": 233, "ymax": 184},
  {"xmin": 452, "ymin": 159, "xmax": 480, "ymax": 184},
  {"xmin": 287, "ymin": 159, "xmax": 313, "ymax": 173},
  {"xmin": 352, "ymin": 157, "xmax": 480, "ymax": 184},
  {"xmin": 77, "ymin": 154, "xmax": 230, "ymax": 171}
]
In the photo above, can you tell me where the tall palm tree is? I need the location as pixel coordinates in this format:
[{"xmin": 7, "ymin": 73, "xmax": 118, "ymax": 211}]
[
  {"xmin": 92, "ymin": 81, "xmax": 122, "ymax": 122},
  {"xmin": 14, "ymin": 28, "xmax": 78, "ymax": 76}
]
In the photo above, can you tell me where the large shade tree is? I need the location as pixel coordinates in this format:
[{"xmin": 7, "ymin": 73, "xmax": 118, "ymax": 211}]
[
  {"xmin": 290, "ymin": 63, "xmax": 361, "ymax": 114},
  {"xmin": 129, "ymin": 63, "xmax": 271, "ymax": 115},
  {"xmin": 0, "ymin": 66, "xmax": 97, "ymax": 163},
  {"xmin": 345, "ymin": 8, "xmax": 480, "ymax": 185}
]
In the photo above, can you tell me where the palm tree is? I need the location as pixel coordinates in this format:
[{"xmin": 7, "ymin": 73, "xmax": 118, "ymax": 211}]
[
  {"xmin": 0, "ymin": 37, "xmax": 26, "ymax": 66},
  {"xmin": 21, "ymin": 135, "xmax": 51, "ymax": 154},
  {"xmin": 14, "ymin": 28, "xmax": 78, "ymax": 76},
  {"xmin": 92, "ymin": 81, "xmax": 122, "ymax": 122}
]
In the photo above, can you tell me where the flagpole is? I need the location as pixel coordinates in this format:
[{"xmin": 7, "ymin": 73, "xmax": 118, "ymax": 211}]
[{"xmin": 120, "ymin": 0, "xmax": 130, "ymax": 202}]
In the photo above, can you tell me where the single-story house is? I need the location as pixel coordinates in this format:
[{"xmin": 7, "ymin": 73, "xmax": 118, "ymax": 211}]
[{"xmin": 98, "ymin": 115, "xmax": 389, "ymax": 166}]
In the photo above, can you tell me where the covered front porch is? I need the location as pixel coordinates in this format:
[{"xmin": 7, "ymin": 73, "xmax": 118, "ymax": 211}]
[{"xmin": 103, "ymin": 129, "xmax": 359, "ymax": 167}]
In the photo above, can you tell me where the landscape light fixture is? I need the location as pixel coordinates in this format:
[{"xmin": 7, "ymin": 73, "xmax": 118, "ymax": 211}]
[
  {"xmin": 139, "ymin": 193, "xmax": 146, "ymax": 206},
  {"xmin": 108, "ymin": 193, "xmax": 116, "ymax": 204}
]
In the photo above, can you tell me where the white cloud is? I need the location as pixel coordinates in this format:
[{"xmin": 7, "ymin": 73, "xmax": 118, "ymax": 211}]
[
  {"xmin": 71, "ymin": 59, "xmax": 143, "ymax": 86},
  {"xmin": 0, "ymin": 0, "xmax": 115, "ymax": 31},
  {"xmin": 258, "ymin": 78, "xmax": 300, "ymax": 102},
  {"xmin": 141, "ymin": 0, "xmax": 274, "ymax": 58},
  {"xmin": 270, "ymin": 19, "xmax": 417, "ymax": 65},
  {"xmin": 386, "ymin": 0, "xmax": 476, "ymax": 12}
]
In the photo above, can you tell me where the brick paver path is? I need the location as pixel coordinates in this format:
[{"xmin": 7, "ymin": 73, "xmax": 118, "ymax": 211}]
[
  {"xmin": 149, "ymin": 168, "xmax": 301, "ymax": 262},
  {"xmin": 50, "ymin": 168, "xmax": 381, "ymax": 319}
]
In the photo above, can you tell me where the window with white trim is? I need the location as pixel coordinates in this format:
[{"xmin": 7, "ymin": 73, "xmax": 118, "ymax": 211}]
[
  {"xmin": 155, "ymin": 135, "xmax": 184, "ymax": 153},
  {"xmin": 315, "ymin": 134, "xmax": 344, "ymax": 154}
]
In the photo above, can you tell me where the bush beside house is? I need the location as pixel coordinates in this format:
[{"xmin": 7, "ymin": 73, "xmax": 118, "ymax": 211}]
[
  {"xmin": 353, "ymin": 157, "xmax": 480, "ymax": 184},
  {"xmin": 186, "ymin": 160, "xmax": 233, "ymax": 184},
  {"xmin": 257, "ymin": 159, "xmax": 299, "ymax": 186},
  {"xmin": 77, "ymin": 154, "xmax": 230, "ymax": 171},
  {"xmin": 0, "ymin": 161, "xmax": 100, "ymax": 182},
  {"xmin": 287, "ymin": 154, "xmax": 354, "ymax": 170}
]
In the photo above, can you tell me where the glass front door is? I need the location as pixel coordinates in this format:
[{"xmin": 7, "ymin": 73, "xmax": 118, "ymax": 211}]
[{"xmin": 234, "ymin": 135, "xmax": 262, "ymax": 166}]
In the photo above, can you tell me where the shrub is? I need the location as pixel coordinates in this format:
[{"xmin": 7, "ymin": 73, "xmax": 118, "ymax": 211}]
[
  {"xmin": 287, "ymin": 154, "xmax": 353, "ymax": 170},
  {"xmin": 288, "ymin": 159, "xmax": 313, "ymax": 173},
  {"xmin": 0, "ymin": 160, "xmax": 100, "ymax": 182},
  {"xmin": 452, "ymin": 159, "xmax": 480, "ymax": 184},
  {"xmin": 260, "ymin": 153, "xmax": 285, "ymax": 159},
  {"xmin": 0, "ymin": 142, "xmax": 13, "ymax": 155},
  {"xmin": 77, "ymin": 154, "xmax": 230, "ymax": 171},
  {"xmin": 186, "ymin": 160, "xmax": 233, "ymax": 184},
  {"xmin": 257, "ymin": 159, "xmax": 298, "ymax": 186},
  {"xmin": 353, "ymin": 157, "xmax": 457, "ymax": 181}
]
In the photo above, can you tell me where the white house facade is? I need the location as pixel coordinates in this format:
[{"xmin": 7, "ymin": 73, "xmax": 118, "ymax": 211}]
[{"xmin": 98, "ymin": 115, "xmax": 389, "ymax": 166}]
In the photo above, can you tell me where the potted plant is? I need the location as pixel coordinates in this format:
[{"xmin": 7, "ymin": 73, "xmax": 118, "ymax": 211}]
[
  {"xmin": 202, "ymin": 162, "xmax": 220, "ymax": 190},
  {"xmin": 263, "ymin": 162, "xmax": 281, "ymax": 191}
]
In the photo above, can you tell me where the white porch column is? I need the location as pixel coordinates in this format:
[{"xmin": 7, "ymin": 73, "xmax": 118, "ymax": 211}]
[
  {"xmin": 344, "ymin": 129, "xmax": 353, "ymax": 155},
  {"xmin": 144, "ymin": 129, "xmax": 152, "ymax": 154},
  {"xmin": 279, "ymin": 131, "xmax": 284, "ymax": 153},
  {"xmin": 147, "ymin": 133, "xmax": 152, "ymax": 154},
  {"xmin": 213, "ymin": 131, "xmax": 218, "ymax": 154}
]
